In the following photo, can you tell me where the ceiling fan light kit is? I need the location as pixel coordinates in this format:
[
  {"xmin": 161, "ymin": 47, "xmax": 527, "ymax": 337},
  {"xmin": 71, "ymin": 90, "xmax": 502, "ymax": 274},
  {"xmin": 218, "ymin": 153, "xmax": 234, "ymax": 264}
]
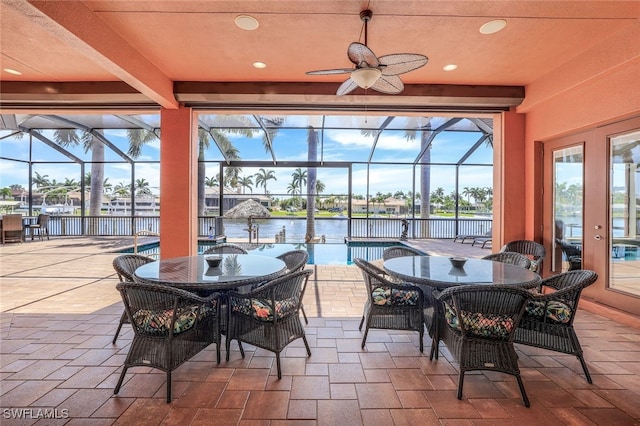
[
  {"xmin": 306, "ymin": 9, "xmax": 428, "ymax": 96},
  {"xmin": 351, "ymin": 68, "xmax": 382, "ymax": 89}
]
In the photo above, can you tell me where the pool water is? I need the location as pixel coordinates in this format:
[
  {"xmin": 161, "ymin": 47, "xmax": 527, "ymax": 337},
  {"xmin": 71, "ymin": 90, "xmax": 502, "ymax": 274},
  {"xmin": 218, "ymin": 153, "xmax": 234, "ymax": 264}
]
[{"xmin": 117, "ymin": 241, "xmax": 415, "ymax": 265}]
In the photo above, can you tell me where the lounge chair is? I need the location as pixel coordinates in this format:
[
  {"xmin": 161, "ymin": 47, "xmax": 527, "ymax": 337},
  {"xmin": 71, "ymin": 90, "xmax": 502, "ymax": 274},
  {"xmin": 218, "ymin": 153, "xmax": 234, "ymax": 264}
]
[
  {"xmin": 471, "ymin": 235, "xmax": 492, "ymax": 248},
  {"xmin": 455, "ymin": 229, "xmax": 491, "ymax": 244}
]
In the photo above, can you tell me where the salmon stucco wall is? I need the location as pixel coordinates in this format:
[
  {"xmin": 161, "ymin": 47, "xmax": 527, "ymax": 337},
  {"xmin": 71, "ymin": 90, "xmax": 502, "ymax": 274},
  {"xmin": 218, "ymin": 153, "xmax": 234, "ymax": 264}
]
[{"xmin": 518, "ymin": 21, "xmax": 640, "ymax": 242}]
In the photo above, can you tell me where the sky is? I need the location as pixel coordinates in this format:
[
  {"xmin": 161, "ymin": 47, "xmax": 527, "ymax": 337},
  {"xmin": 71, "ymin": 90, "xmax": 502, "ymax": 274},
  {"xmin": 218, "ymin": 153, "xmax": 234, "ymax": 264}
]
[{"xmin": 0, "ymin": 115, "xmax": 495, "ymax": 199}]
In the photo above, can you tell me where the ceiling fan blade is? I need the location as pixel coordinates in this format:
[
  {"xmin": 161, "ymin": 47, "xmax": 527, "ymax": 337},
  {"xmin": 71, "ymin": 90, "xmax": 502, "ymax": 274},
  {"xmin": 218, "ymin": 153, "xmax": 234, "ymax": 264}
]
[
  {"xmin": 378, "ymin": 53, "xmax": 428, "ymax": 76},
  {"xmin": 336, "ymin": 78, "xmax": 359, "ymax": 96},
  {"xmin": 347, "ymin": 42, "xmax": 379, "ymax": 68},
  {"xmin": 306, "ymin": 68, "xmax": 354, "ymax": 75},
  {"xmin": 370, "ymin": 74, "xmax": 404, "ymax": 94}
]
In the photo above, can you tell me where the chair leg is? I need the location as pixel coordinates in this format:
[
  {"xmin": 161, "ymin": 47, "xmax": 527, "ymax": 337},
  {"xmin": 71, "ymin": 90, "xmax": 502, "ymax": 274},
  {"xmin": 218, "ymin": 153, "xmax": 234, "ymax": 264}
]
[
  {"xmin": 275, "ymin": 352, "xmax": 282, "ymax": 379},
  {"xmin": 166, "ymin": 371, "xmax": 172, "ymax": 403},
  {"xmin": 516, "ymin": 375, "xmax": 530, "ymax": 407},
  {"xmin": 301, "ymin": 305, "xmax": 309, "ymax": 324},
  {"xmin": 114, "ymin": 366, "xmax": 128, "ymax": 395},
  {"xmin": 303, "ymin": 335, "xmax": 311, "ymax": 357},
  {"xmin": 112, "ymin": 311, "xmax": 128, "ymax": 344},
  {"xmin": 361, "ymin": 326, "xmax": 370, "ymax": 349},
  {"xmin": 577, "ymin": 353, "xmax": 592, "ymax": 384},
  {"xmin": 457, "ymin": 371, "xmax": 465, "ymax": 400},
  {"xmin": 358, "ymin": 315, "xmax": 365, "ymax": 330}
]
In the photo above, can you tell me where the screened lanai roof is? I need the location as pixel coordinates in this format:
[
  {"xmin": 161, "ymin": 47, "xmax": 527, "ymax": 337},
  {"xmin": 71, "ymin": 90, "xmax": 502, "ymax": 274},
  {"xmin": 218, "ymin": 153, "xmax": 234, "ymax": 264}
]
[{"xmin": 0, "ymin": 113, "xmax": 493, "ymax": 167}]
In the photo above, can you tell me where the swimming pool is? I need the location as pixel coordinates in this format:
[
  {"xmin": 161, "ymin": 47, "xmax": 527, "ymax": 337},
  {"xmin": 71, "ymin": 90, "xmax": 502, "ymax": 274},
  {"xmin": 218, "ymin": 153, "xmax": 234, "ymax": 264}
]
[{"xmin": 116, "ymin": 241, "xmax": 419, "ymax": 265}]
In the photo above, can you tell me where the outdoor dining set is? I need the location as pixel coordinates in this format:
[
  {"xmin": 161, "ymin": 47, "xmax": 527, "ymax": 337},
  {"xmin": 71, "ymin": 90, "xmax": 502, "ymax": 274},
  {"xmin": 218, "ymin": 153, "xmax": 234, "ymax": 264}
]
[{"xmin": 111, "ymin": 240, "xmax": 598, "ymax": 407}]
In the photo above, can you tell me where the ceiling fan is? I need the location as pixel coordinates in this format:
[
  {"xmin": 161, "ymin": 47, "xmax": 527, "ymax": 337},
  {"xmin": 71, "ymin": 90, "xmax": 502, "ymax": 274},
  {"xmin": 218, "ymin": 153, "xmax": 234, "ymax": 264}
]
[{"xmin": 306, "ymin": 9, "xmax": 428, "ymax": 96}]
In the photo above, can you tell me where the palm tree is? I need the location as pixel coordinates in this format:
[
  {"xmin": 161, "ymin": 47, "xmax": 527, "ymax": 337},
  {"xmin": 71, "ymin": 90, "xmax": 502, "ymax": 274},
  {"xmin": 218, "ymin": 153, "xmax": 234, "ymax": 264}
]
[
  {"xmin": 0, "ymin": 187, "xmax": 12, "ymax": 200},
  {"xmin": 197, "ymin": 126, "xmax": 248, "ymax": 216},
  {"xmin": 404, "ymin": 118, "xmax": 433, "ymax": 236},
  {"xmin": 135, "ymin": 178, "xmax": 152, "ymax": 196},
  {"xmin": 32, "ymin": 172, "xmax": 50, "ymax": 189},
  {"xmin": 254, "ymin": 168, "xmax": 277, "ymax": 195},
  {"xmin": 238, "ymin": 175, "xmax": 254, "ymax": 194},
  {"xmin": 113, "ymin": 182, "xmax": 131, "ymax": 197},
  {"xmin": 205, "ymin": 176, "xmax": 218, "ymax": 188},
  {"xmin": 305, "ymin": 128, "xmax": 318, "ymax": 242},
  {"xmin": 291, "ymin": 168, "xmax": 307, "ymax": 209}
]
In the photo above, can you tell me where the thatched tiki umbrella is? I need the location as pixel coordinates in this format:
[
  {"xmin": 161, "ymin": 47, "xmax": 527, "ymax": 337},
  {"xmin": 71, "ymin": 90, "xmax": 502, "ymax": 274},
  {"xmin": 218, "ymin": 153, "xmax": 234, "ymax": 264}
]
[
  {"xmin": 223, "ymin": 199, "xmax": 270, "ymax": 243},
  {"xmin": 223, "ymin": 199, "xmax": 270, "ymax": 219}
]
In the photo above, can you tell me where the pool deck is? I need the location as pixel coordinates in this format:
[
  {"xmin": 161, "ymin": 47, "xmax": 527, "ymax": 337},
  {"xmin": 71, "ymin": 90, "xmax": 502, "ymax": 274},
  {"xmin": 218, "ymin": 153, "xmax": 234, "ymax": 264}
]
[{"xmin": 1, "ymin": 237, "xmax": 639, "ymax": 425}]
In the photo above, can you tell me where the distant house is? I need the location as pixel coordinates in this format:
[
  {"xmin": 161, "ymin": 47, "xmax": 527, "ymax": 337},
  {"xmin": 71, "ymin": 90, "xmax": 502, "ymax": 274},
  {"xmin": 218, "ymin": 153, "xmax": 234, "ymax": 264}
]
[{"xmin": 204, "ymin": 187, "xmax": 271, "ymax": 215}]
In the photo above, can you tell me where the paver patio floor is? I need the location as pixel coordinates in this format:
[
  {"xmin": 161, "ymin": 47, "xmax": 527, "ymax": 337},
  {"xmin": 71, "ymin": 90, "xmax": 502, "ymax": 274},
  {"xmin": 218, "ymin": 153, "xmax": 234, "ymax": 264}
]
[{"xmin": 1, "ymin": 237, "xmax": 639, "ymax": 425}]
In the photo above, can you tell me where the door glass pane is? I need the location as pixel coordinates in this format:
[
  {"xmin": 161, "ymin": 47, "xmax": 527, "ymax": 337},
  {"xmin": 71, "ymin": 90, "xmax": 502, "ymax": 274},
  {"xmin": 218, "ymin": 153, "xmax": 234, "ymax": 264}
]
[
  {"xmin": 553, "ymin": 146, "xmax": 583, "ymax": 272},
  {"xmin": 610, "ymin": 131, "xmax": 640, "ymax": 296}
]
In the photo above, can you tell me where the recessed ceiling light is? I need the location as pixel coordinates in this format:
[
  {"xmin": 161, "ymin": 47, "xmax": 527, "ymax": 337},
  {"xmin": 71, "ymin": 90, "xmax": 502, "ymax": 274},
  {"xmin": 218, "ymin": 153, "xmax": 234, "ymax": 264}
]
[
  {"xmin": 4, "ymin": 68, "xmax": 22, "ymax": 75},
  {"xmin": 443, "ymin": 64, "xmax": 458, "ymax": 71},
  {"xmin": 479, "ymin": 19, "xmax": 507, "ymax": 35},
  {"xmin": 235, "ymin": 15, "xmax": 259, "ymax": 30},
  {"xmin": 253, "ymin": 61, "xmax": 266, "ymax": 69}
]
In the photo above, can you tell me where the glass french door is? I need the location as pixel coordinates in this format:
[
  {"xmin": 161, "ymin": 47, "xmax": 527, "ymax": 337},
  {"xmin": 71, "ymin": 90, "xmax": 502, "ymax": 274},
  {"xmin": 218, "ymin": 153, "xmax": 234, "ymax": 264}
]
[{"xmin": 544, "ymin": 116, "xmax": 640, "ymax": 316}]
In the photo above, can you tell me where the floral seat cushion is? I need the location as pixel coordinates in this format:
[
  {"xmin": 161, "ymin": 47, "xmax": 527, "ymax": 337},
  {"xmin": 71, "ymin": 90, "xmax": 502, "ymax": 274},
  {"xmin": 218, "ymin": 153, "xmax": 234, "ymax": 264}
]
[
  {"xmin": 525, "ymin": 299, "xmax": 572, "ymax": 323},
  {"xmin": 231, "ymin": 297, "xmax": 297, "ymax": 321},
  {"xmin": 132, "ymin": 303, "xmax": 214, "ymax": 335},
  {"xmin": 444, "ymin": 303, "xmax": 515, "ymax": 339},
  {"xmin": 372, "ymin": 286, "xmax": 419, "ymax": 306}
]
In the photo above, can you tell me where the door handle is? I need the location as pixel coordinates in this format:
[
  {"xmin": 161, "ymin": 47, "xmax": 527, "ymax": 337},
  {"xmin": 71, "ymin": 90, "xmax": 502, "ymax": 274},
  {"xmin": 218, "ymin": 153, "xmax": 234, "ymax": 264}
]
[{"xmin": 594, "ymin": 235, "xmax": 602, "ymax": 240}]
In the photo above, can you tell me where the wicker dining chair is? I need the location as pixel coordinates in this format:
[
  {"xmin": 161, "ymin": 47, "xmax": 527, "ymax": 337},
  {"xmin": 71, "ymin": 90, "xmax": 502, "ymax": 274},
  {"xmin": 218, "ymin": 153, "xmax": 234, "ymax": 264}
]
[
  {"xmin": 432, "ymin": 284, "xmax": 532, "ymax": 407},
  {"xmin": 114, "ymin": 282, "xmax": 220, "ymax": 403},
  {"xmin": 112, "ymin": 254, "xmax": 156, "ymax": 344},
  {"xmin": 382, "ymin": 245, "xmax": 427, "ymax": 260},
  {"xmin": 514, "ymin": 269, "xmax": 598, "ymax": 383},
  {"xmin": 354, "ymin": 258, "xmax": 425, "ymax": 353},
  {"xmin": 276, "ymin": 250, "xmax": 310, "ymax": 323},
  {"xmin": 26, "ymin": 213, "xmax": 50, "ymax": 241},
  {"xmin": 203, "ymin": 243, "xmax": 248, "ymax": 255},
  {"xmin": 482, "ymin": 252, "xmax": 532, "ymax": 270},
  {"xmin": 555, "ymin": 239, "xmax": 582, "ymax": 271},
  {"xmin": 225, "ymin": 269, "xmax": 313, "ymax": 379},
  {"xmin": 500, "ymin": 240, "xmax": 546, "ymax": 273}
]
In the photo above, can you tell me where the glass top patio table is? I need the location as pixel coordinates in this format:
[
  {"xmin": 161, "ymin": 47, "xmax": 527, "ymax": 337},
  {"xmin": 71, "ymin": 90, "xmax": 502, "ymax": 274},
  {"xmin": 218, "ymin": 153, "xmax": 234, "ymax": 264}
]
[
  {"xmin": 383, "ymin": 255, "xmax": 541, "ymax": 290},
  {"xmin": 134, "ymin": 254, "xmax": 287, "ymax": 291}
]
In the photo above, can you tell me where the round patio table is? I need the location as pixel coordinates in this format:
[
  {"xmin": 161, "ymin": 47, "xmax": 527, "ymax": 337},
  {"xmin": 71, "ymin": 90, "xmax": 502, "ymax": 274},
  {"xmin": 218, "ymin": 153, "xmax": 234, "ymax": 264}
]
[
  {"xmin": 134, "ymin": 254, "xmax": 287, "ymax": 292},
  {"xmin": 383, "ymin": 255, "xmax": 540, "ymax": 290}
]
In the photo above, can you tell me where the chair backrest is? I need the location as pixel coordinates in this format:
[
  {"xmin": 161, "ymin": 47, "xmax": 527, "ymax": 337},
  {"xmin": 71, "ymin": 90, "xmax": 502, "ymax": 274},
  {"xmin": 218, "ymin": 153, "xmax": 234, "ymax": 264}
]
[
  {"xmin": 482, "ymin": 252, "xmax": 532, "ymax": 270},
  {"xmin": 116, "ymin": 281, "xmax": 218, "ymax": 336},
  {"xmin": 203, "ymin": 243, "xmax": 248, "ymax": 255},
  {"xmin": 37, "ymin": 214, "xmax": 50, "ymax": 226},
  {"xmin": 354, "ymin": 257, "xmax": 398, "ymax": 298},
  {"xmin": 243, "ymin": 269, "xmax": 313, "ymax": 313},
  {"xmin": 382, "ymin": 245, "xmax": 427, "ymax": 260},
  {"xmin": 436, "ymin": 284, "xmax": 531, "ymax": 341},
  {"xmin": 532, "ymin": 270, "xmax": 598, "ymax": 325},
  {"xmin": 113, "ymin": 254, "xmax": 155, "ymax": 282},
  {"xmin": 2, "ymin": 214, "xmax": 23, "ymax": 231},
  {"xmin": 276, "ymin": 249, "xmax": 308, "ymax": 272},
  {"xmin": 500, "ymin": 240, "xmax": 546, "ymax": 272}
]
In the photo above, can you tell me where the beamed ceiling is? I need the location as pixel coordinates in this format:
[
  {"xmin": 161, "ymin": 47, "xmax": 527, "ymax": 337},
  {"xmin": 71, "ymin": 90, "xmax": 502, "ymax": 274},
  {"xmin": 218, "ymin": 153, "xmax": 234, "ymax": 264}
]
[{"xmin": 1, "ymin": 1, "xmax": 639, "ymax": 113}]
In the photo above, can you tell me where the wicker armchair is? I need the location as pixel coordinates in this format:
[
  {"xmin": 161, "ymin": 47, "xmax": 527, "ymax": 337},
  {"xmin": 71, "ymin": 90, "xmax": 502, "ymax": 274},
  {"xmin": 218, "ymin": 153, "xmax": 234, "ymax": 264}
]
[
  {"xmin": 382, "ymin": 245, "xmax": 427, "ymax": 260},
  {"xmin": 514, "ymin": 270, "xmax": 598, "ymax": 383},
  {"xmin": 482, "ymin": 252, "xmax": 532, "ymax": 270},
  {"xmin": 114, "ymin": 282, "xmax": 220, "ymax": 403},
  {"xmin": 276, "ymin": 250, "xmax": 310, "ymax": 323},
  {"xmin": 1, "ymin": 214, "xmax": 23, "ymax": 244},
  {"xmin": 226, "ymin": 269, "xmax": 313, "ymax": 378},
  {"xmin": 203, "ymin": 243, "xmax": 248, "ymax": 254},
  {"xmin": 26, "ymin": 214, "xmax": 50, "ymax": 240},
  {"xmin": 433, "ymin": 284, "xmax": 532, "ymax": 407},
  {"xmin": 112, "ymin": 254, "xmax": 156, "ymax": 344},
  {"xmin": 500, "ymin": 240, "xmax": 546, "ymax": 273},
  {"xmin": 354, "ymin": 258, "xmax": 425, "ymax": 353}
]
